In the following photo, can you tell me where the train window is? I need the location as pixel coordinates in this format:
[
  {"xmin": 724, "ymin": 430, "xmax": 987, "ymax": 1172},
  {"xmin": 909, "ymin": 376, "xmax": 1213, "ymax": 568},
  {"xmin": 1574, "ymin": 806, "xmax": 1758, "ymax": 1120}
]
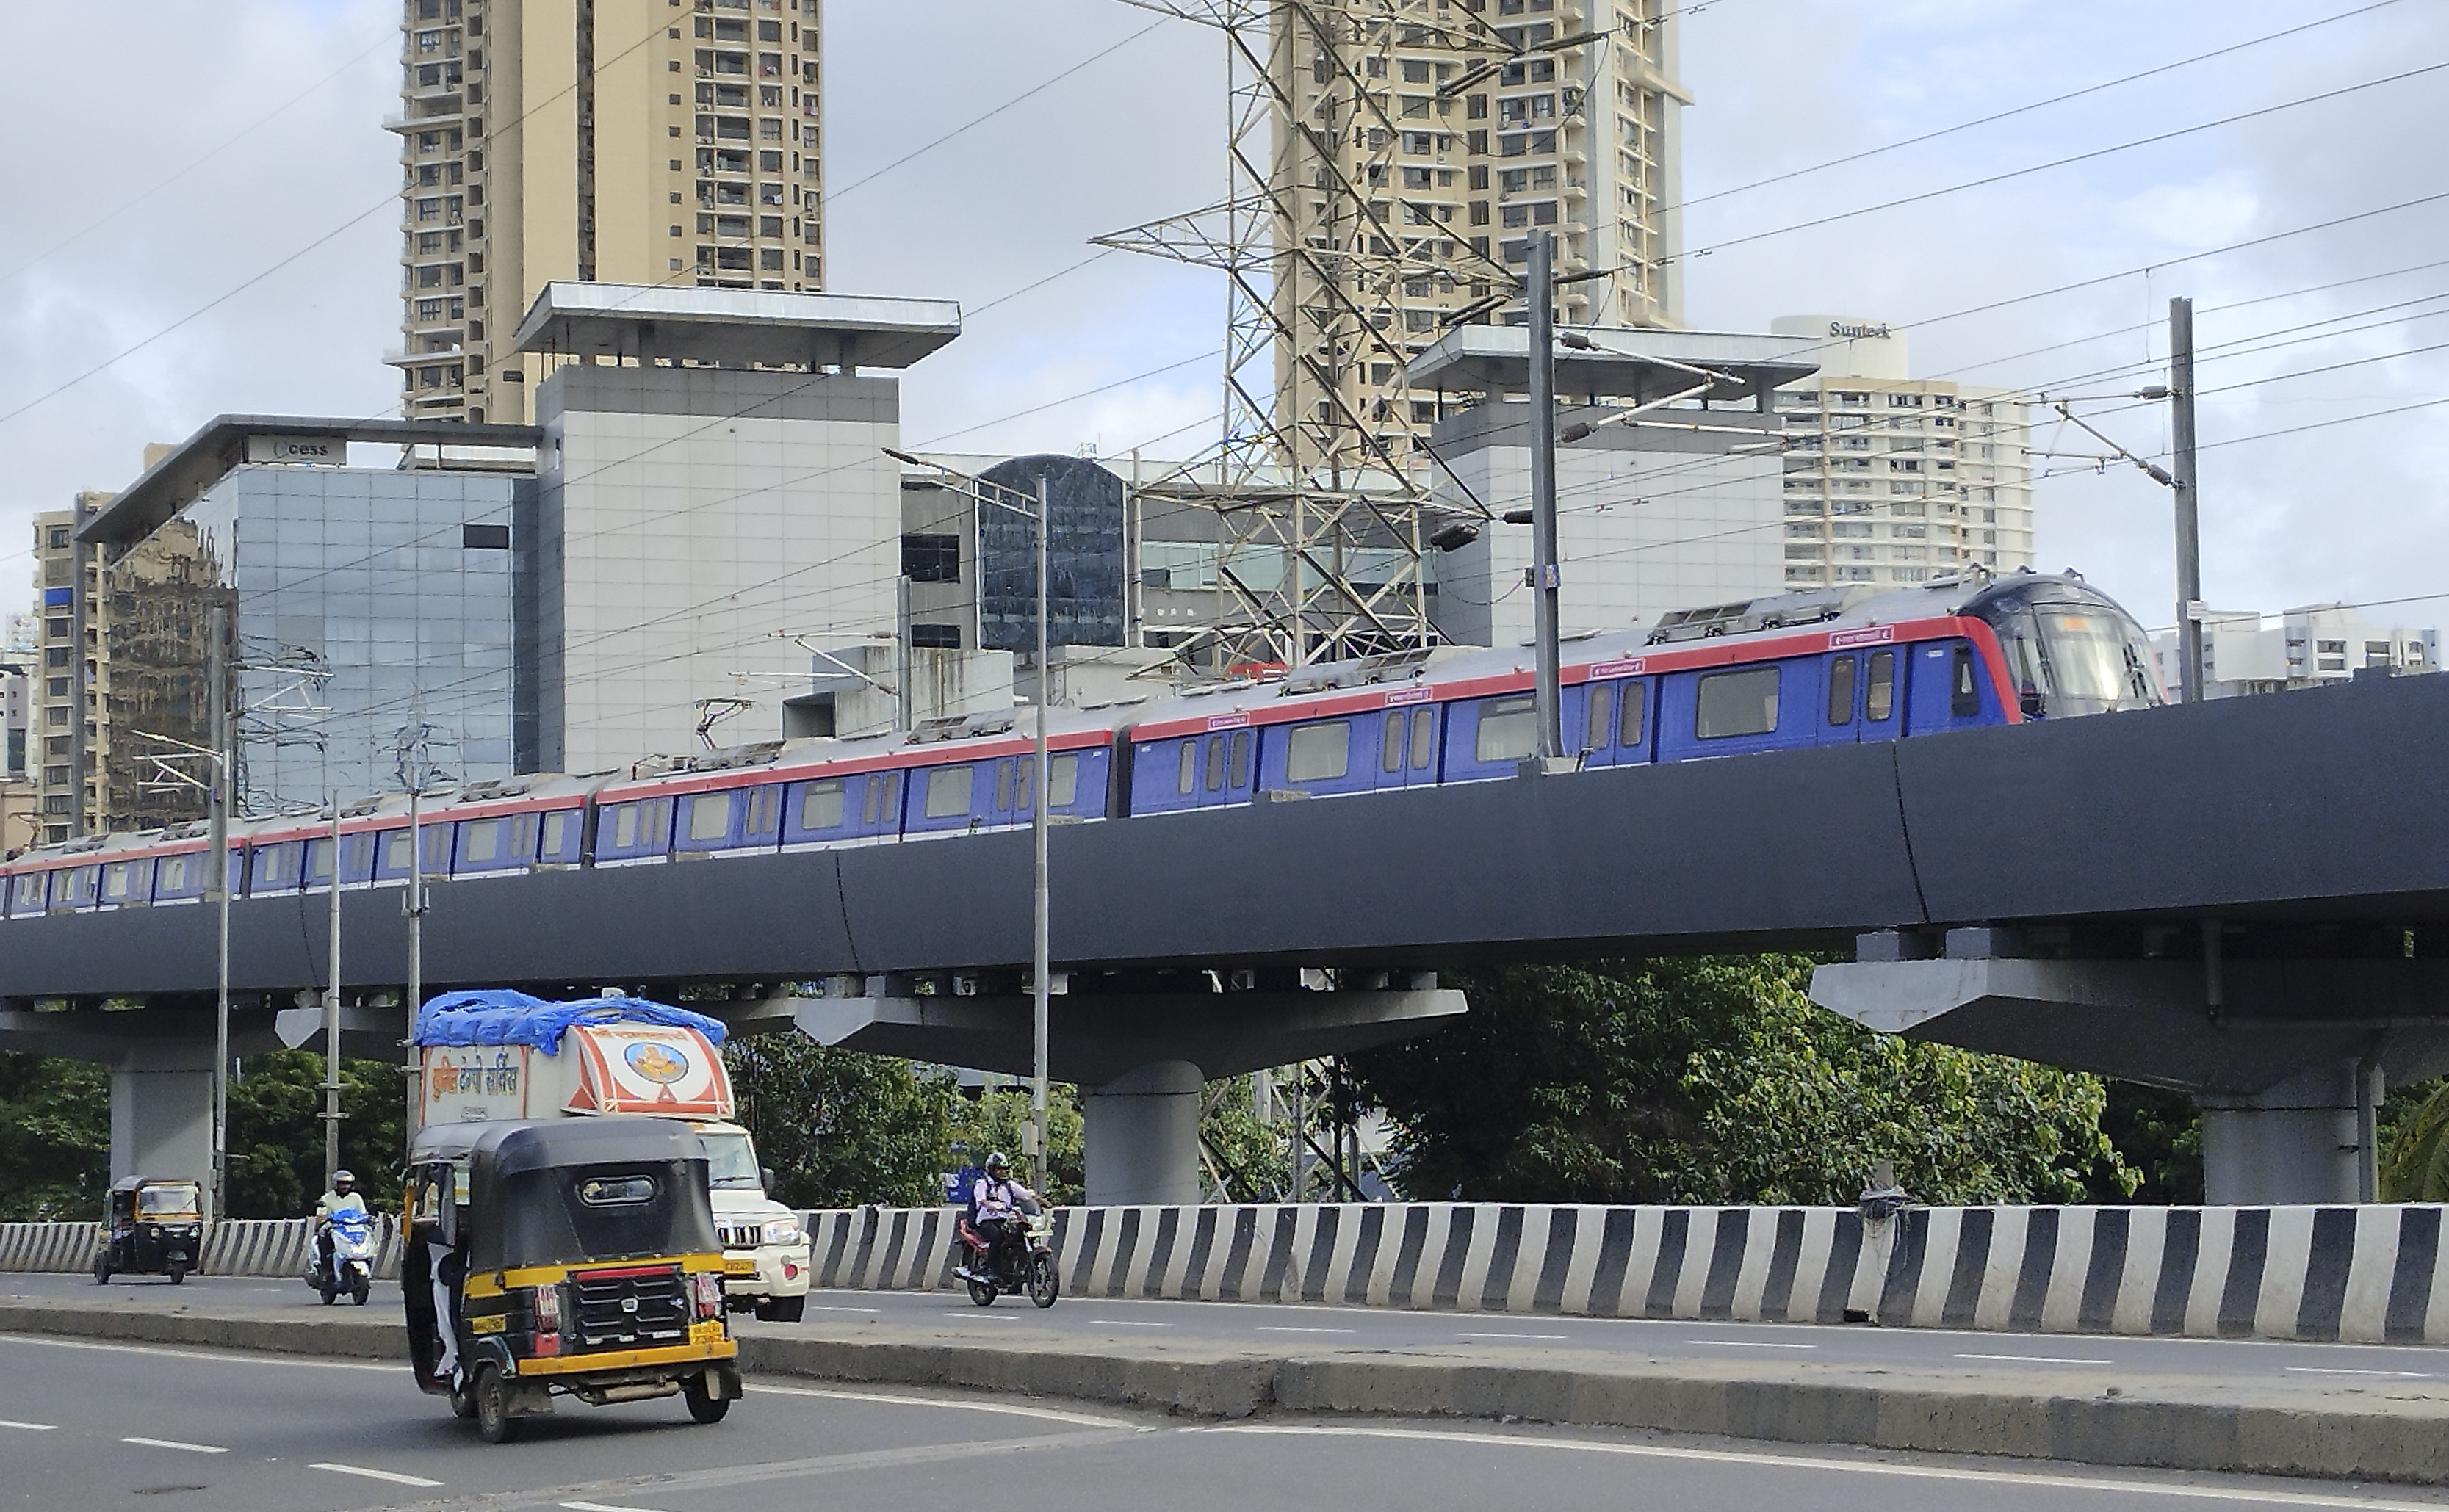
[
  {"xmin": 1177, "ymin": 739, "xmax": 1197, "ymax": 795},
  {"xmin": 1619, "ymin": 681, "xmax": 1648, "ymax": 747},
  {"xmin": 464, "ymin": 818, "xmax": 501, "ymax": 863},
  {"xmin": 1410, "ymin": 708, "xmax": 1433, "ymax": 769},
  {"xmin": 509, "ymin": 813, "xmax": 538, "ymax": 860},
  {"xmin": 159, "ymin": 855, "xmax": 189, "ymax": 892},
  {"xmin": 924, "ymin": 764, "xmax": 973, "ymax": 819},
  {"xmin": 1587, "ymin": 684, "xmax": 1613, "ymax": 750},
  {"xmin": 1015, "ymin": 757, "xmax": 1034, "ymax": 814},
  {"xmin": 610, "ymin": 804, "xmax": 638, "ymax": 849},
  {"xmin": 1050, "ymin": 753, "xmax": 1080, "ymax": 808},
  {"xmin": 995, "ymin": 760, "xmax": 1014, "ymax": 813},
  {"xmin": 307, "ymin": 836, "xmax": 335, "ymax": 883},
  {"xmin": 860, "ymin": 775, "xmax": 882, "ymax": 825},
  {"xmin": 801, "ymin": 780, "xmax": 845, "ymax": 830},
  {"xmin": 102, "ymin": 862, "xmax": 136, "ymax": 901},
  {"xmin": 541, "ymin": 811, "xmax": 574, "ymax": 858},
  {"xmin": 1228, "ymin": 731, "xmax": 1251, "ymax": 788},
  {"xmin": 384, "ymin": 831, "xmax": 411, "ymax": 872},
  {"xmin": 1866, "ymin": 651, "xmax": 1896, "ymax": 721},
  {"xmin": 1285, "ymin": 720, "xmax": 1351, "ymax": 781},
  {"xmin": 1827, "ymin": 656, "xmax": 1856, "ymax": 726},
  {"xmin": 1696, "ymin": 668, "xmax": 1779, "ymax": 739},
  {"xmin": 11, "ymin": 872, "xmax": 40, "ymax": 912},
  {"xmin": 688, "ymin": 793, "xmax": 729, "ymax": 842},
  {"xmin": 1474, "ymin": 696, "xmax": 1538, "ymax": 763},
  {"xmin": 1382, "ymin": 712, "xmax": 1405, "ymax": 772},
  {"xmin": 1205, "ymin": 735, "xmax": 1227, "ymax": 791},
  {"xmin": 643, "ymin": 798, "xmax": 673, "ymax": 847},
  {"xmin": 745, "ymin": 786, "xmax": 779, "ymax": 836},
  {"xmin": 1951, "ymin": 645, "xmax": 1980, "ymax": 716}
]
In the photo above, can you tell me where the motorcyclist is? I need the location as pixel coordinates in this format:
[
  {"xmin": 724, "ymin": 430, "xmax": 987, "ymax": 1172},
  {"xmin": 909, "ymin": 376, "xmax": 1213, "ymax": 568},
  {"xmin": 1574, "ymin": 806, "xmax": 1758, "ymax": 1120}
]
[
  {"xmin": 313, "ymin": 1170, "xmax": 368, "ymax": 1280},
  {"xmin": 968, "ymin": 1153, "xmax": 1036, "ymax": 1278}
]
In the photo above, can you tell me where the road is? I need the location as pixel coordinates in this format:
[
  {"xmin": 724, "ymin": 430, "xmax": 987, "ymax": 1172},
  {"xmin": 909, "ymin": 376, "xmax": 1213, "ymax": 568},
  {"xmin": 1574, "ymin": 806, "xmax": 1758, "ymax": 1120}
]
[
  {"xmin": 23, "ymin": 1270, "xmax": 2449, "ymax": 1389},
  {"xmin": 6, "ymin": 1326, "xmax": 2448, "ymax": 1512}
]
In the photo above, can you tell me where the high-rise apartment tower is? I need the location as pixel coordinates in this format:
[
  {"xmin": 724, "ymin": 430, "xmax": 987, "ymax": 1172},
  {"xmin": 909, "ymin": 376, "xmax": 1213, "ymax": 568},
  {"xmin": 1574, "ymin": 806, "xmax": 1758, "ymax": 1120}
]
[{"xmin": 393, "ymin": 0, "xmax": 826, "ymax": 424}]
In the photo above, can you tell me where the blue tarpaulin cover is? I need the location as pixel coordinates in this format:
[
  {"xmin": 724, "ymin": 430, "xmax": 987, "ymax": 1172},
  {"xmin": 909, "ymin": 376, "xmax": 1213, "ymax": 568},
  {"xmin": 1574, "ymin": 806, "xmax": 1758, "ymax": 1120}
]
[{"xmin": 411, "ymin": 988, "xmax": 729, "ymax": 1052}]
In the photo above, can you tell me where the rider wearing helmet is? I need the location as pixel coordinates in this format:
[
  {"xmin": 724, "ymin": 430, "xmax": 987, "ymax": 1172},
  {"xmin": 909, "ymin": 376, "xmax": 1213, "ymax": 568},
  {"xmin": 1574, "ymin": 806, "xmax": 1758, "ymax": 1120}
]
[
  {"xmin": 968, "ymin": 1152, "xmax": 1036, "ymax": 1276},
  {"xmin": 313, "ymin": 1170, "xmax": 367, "ymax": 1276}
]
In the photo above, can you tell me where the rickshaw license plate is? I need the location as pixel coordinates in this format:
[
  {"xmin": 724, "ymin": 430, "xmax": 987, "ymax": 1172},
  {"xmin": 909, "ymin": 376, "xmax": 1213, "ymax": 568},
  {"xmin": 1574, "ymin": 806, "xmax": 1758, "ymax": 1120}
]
[{"xmin": 724, "ymin": 1256, "xmax": 757, "ymax": 1276}]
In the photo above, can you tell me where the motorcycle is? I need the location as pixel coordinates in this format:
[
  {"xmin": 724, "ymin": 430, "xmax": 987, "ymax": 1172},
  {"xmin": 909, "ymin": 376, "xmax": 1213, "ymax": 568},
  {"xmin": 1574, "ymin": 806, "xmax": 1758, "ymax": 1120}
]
[
  {"xmin": 310, "ymin": 1207, "xmax": 377, "ymax": 1306},
  {"xmin": 955, "ymin": 1197, "xmax": 1059, "ymax": 1309}
]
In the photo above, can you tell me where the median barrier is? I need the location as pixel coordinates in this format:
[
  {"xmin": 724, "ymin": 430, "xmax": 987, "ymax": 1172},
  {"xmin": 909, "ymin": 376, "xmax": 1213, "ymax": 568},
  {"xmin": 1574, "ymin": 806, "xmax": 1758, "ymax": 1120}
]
[
  {"xmin": 802, "ymin": 1201, "xmax": 2449, "ymax": 1344},
  {"xmin": 0, "ymin": 1218, "xmax": 400, "ymax": 1280}
]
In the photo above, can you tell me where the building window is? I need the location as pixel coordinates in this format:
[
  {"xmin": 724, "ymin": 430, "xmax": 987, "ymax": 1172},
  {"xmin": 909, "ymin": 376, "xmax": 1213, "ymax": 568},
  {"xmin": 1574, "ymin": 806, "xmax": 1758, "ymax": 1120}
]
[
  {"xmin": 462, "ymin": 523, "xmax": 511, "ymax": 549},
  {"xmin": 910, "ymin": 624, "xmax": 961, "ymax": 650},
  {"xmin": 901, "ymin": 534, "xmax": 960, "ymax": 583}
]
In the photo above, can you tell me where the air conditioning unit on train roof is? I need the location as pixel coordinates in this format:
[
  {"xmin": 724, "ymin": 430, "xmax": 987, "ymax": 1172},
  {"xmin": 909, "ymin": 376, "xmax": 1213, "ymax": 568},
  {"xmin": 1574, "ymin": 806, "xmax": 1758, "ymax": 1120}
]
[
  {"xmin": 1645, "ymin": 584, "xmax": 1877, "ymax": 645},
  {"xmin": 905, "ymin": 712, "xmax": 1015, "ymax": 745},
  {"xmin": 1280, "ymin": 645, "xmax": 1438, "ymax": 698},
  {"xmin": 677, "ymin": 739, "xmax": 785, "ymax": 773},
  {"xmin": 455, "ymin": 778, "xmax": 531, "ymax": 803}
]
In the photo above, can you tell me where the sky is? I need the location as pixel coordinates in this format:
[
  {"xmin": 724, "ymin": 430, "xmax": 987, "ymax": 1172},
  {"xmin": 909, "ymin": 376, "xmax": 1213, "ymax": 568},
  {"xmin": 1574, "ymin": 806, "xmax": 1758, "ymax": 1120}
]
[{"xmin": 0, "ymin": 0, "xmax": 2444, "ymax": 636}]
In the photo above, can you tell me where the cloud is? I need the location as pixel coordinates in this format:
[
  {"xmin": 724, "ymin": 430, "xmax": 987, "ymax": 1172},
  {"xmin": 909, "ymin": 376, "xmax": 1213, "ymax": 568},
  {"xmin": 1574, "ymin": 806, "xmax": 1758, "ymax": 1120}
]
[{"xmin": 1, "ymin": 0, "xmax": 2443, "ymax": 637}]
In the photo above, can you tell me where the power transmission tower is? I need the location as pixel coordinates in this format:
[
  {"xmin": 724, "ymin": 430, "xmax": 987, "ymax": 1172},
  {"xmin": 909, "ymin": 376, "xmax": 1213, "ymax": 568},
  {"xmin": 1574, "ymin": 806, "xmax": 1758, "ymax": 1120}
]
[{"xmin": 1096, "ymin": 0, "xmax": 1548, "ymax": 668}]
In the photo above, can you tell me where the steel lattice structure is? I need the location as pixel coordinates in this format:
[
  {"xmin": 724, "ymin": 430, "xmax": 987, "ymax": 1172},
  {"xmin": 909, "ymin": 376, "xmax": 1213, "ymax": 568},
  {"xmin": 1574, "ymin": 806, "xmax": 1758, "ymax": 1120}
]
[{"xmin": 1096, "ymin": 0, "xmax": 1533, "ymax": 668}]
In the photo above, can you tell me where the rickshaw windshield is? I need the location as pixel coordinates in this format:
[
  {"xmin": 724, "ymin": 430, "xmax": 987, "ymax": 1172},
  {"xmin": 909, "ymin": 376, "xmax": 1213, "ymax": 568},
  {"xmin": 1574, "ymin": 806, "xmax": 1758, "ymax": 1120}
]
[
  {"xmin": 472, "ymin": 1158, "xmax": 719, "ymax": 1273},
  {"xmin": 137, "ymin": 1184, "xmax": 202, "ymax": 1219}
]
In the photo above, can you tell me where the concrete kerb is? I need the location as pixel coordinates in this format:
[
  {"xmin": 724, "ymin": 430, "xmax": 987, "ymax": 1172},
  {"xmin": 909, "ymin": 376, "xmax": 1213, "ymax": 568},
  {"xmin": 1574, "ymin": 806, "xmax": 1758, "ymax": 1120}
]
[{"xmin": 12, "ymin": 1295, "xmax": 2449, "ymax": 1485}]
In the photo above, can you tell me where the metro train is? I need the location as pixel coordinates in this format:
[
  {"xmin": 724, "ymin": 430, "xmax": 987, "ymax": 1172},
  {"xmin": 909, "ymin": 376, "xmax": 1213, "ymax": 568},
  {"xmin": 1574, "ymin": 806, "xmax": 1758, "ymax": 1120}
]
[{"xmin": 0, "ymin": 568, "xmax": 2161, "ymax": 916}]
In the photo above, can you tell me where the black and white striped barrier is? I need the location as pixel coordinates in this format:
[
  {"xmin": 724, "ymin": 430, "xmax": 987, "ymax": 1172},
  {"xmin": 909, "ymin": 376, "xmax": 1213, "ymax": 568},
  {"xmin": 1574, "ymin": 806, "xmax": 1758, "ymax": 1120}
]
[
  {"xmin": 804, "ymin": 1202, "xmax": 2449, "ymax": 1344},
  {"xmin": 0, "ymin": 1218, "xmax": 403, "ymax": 1281}
]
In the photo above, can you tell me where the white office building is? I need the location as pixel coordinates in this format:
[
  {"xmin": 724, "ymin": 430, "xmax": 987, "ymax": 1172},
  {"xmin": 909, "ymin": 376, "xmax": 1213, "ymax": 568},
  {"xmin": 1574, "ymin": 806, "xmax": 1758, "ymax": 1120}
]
[{"xmin": 2154, "ymin": 604, "xmax": 2438, "ymax": 698}]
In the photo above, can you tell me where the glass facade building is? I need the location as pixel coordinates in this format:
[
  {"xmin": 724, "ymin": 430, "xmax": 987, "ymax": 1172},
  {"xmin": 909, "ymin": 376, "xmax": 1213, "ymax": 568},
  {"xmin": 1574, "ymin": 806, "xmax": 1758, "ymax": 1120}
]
[{"xmin": 175, "ymin": 466, "xmax": 525, "ymax": 812}]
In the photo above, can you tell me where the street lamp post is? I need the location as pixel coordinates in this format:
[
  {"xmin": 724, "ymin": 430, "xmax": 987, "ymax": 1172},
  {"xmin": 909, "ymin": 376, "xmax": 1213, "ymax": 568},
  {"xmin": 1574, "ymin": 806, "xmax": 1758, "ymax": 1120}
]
[
  {"xmin": 1031, "ymin": 477, "xmax": 1051, "ymax": 1193},
  {"xmin": 206, "ymin": 607, "xmax": 231, "ymax": 1221},
  {"xmin": 1526, "ymin": 230, "xmax": 1564, "ymax": 761}
]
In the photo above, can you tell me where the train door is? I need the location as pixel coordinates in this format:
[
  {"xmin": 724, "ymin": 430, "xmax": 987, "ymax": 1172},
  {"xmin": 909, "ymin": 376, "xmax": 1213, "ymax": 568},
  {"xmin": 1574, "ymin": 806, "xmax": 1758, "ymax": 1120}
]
[
  {"xmin": 1905, "ymin": 640, "xmax": 1987, "ymax": 734},
  {"xmin": 1372, "ymin": 702, "xmax": 1438, "ymax": 789},
  {"xmin": 1819, "ymin": 653, "xmax": 1861, "ymax": 745},
  {"xmin": 1183, "ymin": 727, "xmax": 1254, "ymax": 808},
  {"xmin": 1859, "ymin": 648, "xmax": 1902, "ymax": 744},
  {"xmin": 1578, "ymin": 676, "xmax": 1651, "ymax": 767}
]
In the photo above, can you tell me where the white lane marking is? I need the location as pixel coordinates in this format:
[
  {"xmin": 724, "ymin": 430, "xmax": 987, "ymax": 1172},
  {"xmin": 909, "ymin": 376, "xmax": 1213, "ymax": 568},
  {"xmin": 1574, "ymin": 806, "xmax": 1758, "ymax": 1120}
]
[
  {"xmin": 1684, "ymin": 1339, "xmax": 1815, "ymax": 1349},
  {"xmin": 1457, "ymin": 1332, "xmax": 1570, "ymax": 1341},
  {"xmin": 2285, "ymin": 1366, "xmax": 2434, "ymax": 1378},
  {"xmin": 563, "ymin": 1502, "xmax": 668, "ymax": 1512},
  {"xmin": 1086, "ymin": 1319, "xmax": 1174, "ymax": 1328},
  {"xmin": 941, "ymin": 1310, "xmax": 1022, "ymax": 1320},
  {"xmin": 800, "ymin": 1304, "xmax": 881, "ymax": 1314},
  {"xmin": 1207, "ymin": 1425, "xmax": 2449, "ymax": 1509},
  {"xmin": 0, "ymin": 1419, "xmax": 56, "ymax": 1430},
  {"xmin": 1957, "ymin": 1353, "xmax": 2115, "ymax": 1367},
  {"xmin": 753, "ymin": 1383, "xmax": 1139, "ymax": 1430},
  {"xmin": 312, "ymin": 1462, "xmax": 444, "ymax": 1488},
  {"xmin": 0, "ymin": 1334, "xmax": 391, "ymax": 1370},
  {"xmin": 124, "ymin": 1436, "xmax": 228, "ymax": 1455},
  {"xmin": 1256, "ymin": 1325, "xmax": 1356, "ymax": 1334}
]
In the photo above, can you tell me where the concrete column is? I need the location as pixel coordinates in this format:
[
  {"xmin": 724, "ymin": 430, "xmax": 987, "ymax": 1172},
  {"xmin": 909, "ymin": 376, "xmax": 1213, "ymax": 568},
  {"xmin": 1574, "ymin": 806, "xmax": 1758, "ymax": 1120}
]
[
  {"xmin": 1081, "ymin": 1060, "xmax": 1203, "ymax": 1207},
  {"xmin": 2199, "ymin": 1060, "xmax": 2362, "ymax": 1205},
  {"xmin": 109, "ymin": 1052, "xmax": 215, "ymax": 1187}
]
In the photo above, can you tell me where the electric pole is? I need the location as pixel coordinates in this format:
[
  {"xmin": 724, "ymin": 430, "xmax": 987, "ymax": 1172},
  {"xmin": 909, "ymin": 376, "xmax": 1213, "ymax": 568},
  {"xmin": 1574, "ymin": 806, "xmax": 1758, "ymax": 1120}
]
[
  {"xmin": 1031, "ymin": 475, "xmax": 1052, "ymax": 1194},
  {"xmin": 322, "ymin": 800, "xmax": 344, "ymax": 1188},
  {"xmin": 206, "ymin": 604, "xmax": 231, "ymax": 1223},
  {"xmin": 1526, "ymin": 229, "xmax": 1564, "ymax": 759},
  {"xmin": 2168, "ymin": 297, "xmax": 2203, "ymax": 703}
]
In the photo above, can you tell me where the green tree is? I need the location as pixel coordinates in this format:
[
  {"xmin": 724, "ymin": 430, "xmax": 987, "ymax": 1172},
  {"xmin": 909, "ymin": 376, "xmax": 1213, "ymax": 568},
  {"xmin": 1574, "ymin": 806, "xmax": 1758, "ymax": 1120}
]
[
  {"xmin": 947, "ymin": 1083, "xmax": 1084, "ymax": 1205},
  {"xmin": 1351, "ymin": 956, "xmax": 2133, "ymax": 1205},
  {"xmin": 2092, "ymin": 1084, "xmax": 2202, "ymax": 1204},
  {"xmin": 1198, "ymin": 1073, "xmax": 1291, "ymax": 1202},
  {"xmin": 2380, "ymin": 1077, "xmax": 2449, "ymax": 1201},
  {"xmin": 225, "ymin": 1052, "xmax": 408, "ymax": 1218},
  {"xmin": 0, "ymin": 1052, "xmax": 109, "ymax": 1220},
  {"xmin": 725, "ymin": 1035, "xmax": 957, "ymax": 1209}
]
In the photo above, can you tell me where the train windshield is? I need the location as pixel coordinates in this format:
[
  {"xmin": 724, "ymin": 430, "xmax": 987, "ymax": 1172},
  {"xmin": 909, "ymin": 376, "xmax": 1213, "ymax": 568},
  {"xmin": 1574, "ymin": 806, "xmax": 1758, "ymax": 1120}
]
[{"xmin": 1974, "ymin": 588, "xmax": 2161, "ymax": 718}]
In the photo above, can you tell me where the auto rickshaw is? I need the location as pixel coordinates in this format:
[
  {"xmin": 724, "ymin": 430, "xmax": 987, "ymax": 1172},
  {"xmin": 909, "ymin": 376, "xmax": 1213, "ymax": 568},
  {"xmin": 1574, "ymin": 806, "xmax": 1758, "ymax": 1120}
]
[
  {"xmin": 401, "ymin": 1117, "xmax": 743, "ymax": 1444},
  {"xmin": 93, "ymin": 1177, "xmax": 205, "ymax": 1284}
]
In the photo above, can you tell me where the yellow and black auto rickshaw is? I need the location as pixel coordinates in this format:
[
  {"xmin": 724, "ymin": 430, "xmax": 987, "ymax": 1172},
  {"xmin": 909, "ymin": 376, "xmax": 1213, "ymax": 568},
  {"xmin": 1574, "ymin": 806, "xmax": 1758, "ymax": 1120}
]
[
  {"xmin": 402, "ymin": 1117, "xmax": 743, "ymax": 1443},
  {"xmin": 93, "ymin": 1176, "xmax": 206, "ymax": 1284}
]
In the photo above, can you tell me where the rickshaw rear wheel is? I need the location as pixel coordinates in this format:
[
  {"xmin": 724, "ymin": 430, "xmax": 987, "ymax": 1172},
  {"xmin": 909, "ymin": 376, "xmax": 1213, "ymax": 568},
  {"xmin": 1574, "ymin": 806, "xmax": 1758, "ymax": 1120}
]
[
  {"xmin": 91, "ymin": 1254, "xmax": 110, "ymax": 1285},
  {"xmin": 682, "ymin": 1371, "xmax": 731, "ymax": 1425},
  {"xmin": 448, "ymin": 1377, "xmax": 477, "ymax": 1419},
  {"xmin": 472, "ymin": 1362, "xmax": 519, "ymax": 1444}
]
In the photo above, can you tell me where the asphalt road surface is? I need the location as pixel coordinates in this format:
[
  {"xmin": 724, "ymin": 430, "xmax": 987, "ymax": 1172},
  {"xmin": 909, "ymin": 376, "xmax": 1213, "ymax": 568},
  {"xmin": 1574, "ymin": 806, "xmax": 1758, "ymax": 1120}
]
[
  {"xmin": 24, "ymin": 1270, "xmax": 2449, "ymax": 1388},
  {"xmin": 6, "ymin": 1328, "xmax": 2448, "ymax": 1512}
]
